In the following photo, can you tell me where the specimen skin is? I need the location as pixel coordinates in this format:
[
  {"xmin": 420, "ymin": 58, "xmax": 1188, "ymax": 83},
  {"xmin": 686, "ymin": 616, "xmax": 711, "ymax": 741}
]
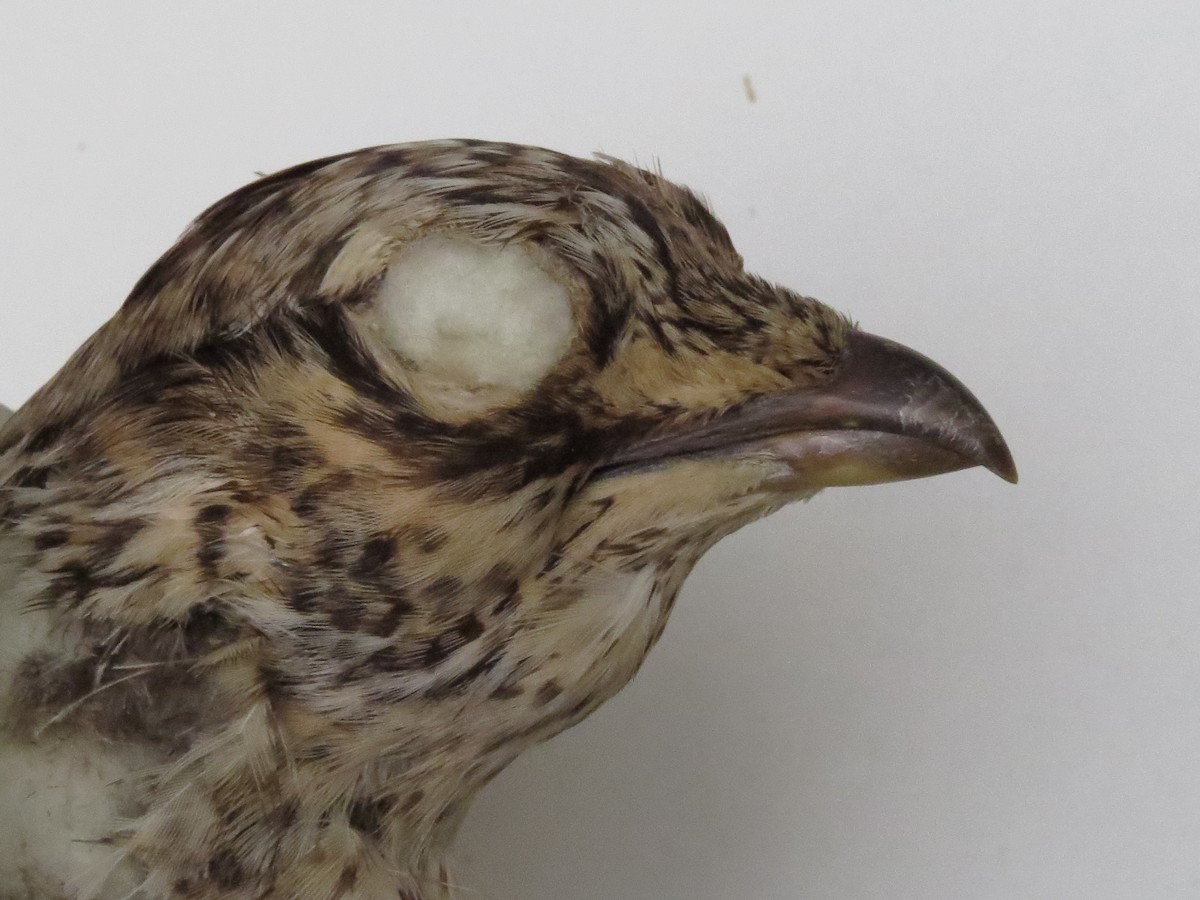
[{"xmin": 0, "ymin": 140, "xmax": 1015, "ymax": 899}]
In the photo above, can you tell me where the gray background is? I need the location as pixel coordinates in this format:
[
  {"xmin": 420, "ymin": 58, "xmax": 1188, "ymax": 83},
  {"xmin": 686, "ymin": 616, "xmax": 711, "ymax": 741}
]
[{"xmin": 2, "ymin": 2, "xmax": 1197, "ymax": 897}]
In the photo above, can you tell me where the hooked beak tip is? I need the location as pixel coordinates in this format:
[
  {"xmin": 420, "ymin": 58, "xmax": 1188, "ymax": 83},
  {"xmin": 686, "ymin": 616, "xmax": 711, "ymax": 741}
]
[{"xmin": 985, "ymin": 439, "xmax": 1019, "ymax": 485}]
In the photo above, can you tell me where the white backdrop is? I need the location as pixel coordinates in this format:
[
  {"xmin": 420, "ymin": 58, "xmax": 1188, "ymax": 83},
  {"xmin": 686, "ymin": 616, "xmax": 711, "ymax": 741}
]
[{"xmin": 2, "ymin": 2, "xmax": 1198, "ymax": 898}]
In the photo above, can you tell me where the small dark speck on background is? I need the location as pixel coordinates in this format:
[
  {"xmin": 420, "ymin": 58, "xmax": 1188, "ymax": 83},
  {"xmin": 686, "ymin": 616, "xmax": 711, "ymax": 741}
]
[{"xmin": 742, "ymin": 75, "xmax": 757, "ymax": 103}]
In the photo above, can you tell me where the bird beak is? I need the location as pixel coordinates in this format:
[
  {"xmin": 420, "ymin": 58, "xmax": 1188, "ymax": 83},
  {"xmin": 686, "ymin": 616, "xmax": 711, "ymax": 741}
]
[{"xmin": 603, "ymin": 331, "xmax": 1018, "ymax": 488}]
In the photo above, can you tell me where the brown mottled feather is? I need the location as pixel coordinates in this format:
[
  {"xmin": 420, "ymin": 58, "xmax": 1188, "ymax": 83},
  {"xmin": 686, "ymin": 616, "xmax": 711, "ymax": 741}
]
[{"xmin": 0, "ymin": 141, "xmax": 850, "ymax": 899}]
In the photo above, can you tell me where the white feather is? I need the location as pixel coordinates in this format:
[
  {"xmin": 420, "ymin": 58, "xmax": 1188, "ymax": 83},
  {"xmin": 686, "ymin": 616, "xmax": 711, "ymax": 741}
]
[
  {"xmin": 0, "ymin": 536, "xmax": 148, "ymax": 898},
  {"xmin": 374, "ymin": 236, "xmax": 573, "ymax": 393}
]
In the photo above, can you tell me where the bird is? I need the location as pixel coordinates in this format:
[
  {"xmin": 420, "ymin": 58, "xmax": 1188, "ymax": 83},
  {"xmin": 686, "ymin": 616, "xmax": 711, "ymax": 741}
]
[{"xmin": 0, "ymin": 139, "xmax": 1015, "ymax": 899}]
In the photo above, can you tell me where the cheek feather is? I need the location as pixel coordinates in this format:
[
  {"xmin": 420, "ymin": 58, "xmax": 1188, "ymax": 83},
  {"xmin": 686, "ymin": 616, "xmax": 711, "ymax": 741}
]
[{"xmin": 371, "ymin": 236, "xmax": 574, "ymax": 407}]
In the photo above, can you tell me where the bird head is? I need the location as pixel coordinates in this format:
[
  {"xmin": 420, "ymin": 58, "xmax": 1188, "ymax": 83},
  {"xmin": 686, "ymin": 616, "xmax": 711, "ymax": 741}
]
[{"xmin": 0, "ymin": 140, "xmax": 1014, "ymax": 898}]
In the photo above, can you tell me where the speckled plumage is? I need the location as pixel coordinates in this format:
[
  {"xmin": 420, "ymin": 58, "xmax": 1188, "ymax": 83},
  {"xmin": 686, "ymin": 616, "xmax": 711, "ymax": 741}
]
[{"xmin": 0, "ymin": 140, "xmax": 1013, "ymax": 899}]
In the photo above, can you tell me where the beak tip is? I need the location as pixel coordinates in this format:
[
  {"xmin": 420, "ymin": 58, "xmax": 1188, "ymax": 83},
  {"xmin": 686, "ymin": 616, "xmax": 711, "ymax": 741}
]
[
  {"xmin": 848, "ymin": 332, "xmax": 1019, "ymax": 487},
  {"xmin": 983, "ymin": 437, "xmax": 1019, "ymax": 484},
  {"xmin": 992, "ymin": 456, "xmax": 1019, "ymax": 485}
]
